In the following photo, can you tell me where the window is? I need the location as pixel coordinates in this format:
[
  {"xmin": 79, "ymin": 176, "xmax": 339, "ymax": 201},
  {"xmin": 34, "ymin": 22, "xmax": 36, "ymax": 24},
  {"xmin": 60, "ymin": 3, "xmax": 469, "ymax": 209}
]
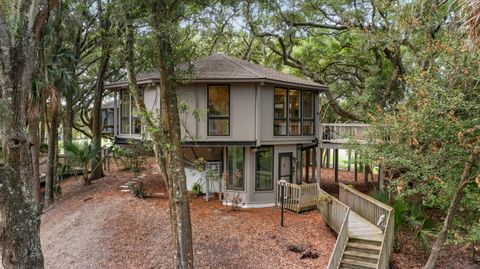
[
  {"xmin": 289, "ymin": 89, "xmax": 301, "ymax": 135},
  {"xmin": 121, "ymin": 90, "xmax": 142, "ymax": 134},
  {"xmin": 302, "ymin": 91, "xmax": 315, "ymax": 135},
  {"xmin": 255, "ymin": 146, "xmax": 274, "ymax": 191},
  {"xmin": 274, "ymin": 88, "xmax": 288, "ymax": 135},
  {"xmin": 208, "ymin": 85, "xmax": 230, "ymax": 136},
  {"xmin": 120, "ymin": 91, "xmax": 130, "ymax": 134},
  {"xmin": 274, "ymin": 88, "xmax": 316, "ymax": 136},
  {"xmin": 226, "ymin": 146, "xmax": 244, "ymax": 190},
  {"xmin": 131, "ymin": 95, "xmax": 141, "ymax": 134}
]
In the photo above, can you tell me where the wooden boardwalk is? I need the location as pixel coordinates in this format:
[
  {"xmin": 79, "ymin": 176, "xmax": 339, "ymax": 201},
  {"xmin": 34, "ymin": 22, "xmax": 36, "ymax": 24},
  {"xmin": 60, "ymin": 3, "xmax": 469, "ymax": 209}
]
[{"xmin": 348, "ymin": 211, "xmax": 383, "ymax": 242}]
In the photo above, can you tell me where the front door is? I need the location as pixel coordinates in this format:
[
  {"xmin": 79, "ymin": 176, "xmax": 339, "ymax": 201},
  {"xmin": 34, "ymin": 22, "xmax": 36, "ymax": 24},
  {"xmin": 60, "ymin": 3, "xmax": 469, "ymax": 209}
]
[{"xmin": 278, "ymin": 153, "xmax": 293, "ymax": 183}]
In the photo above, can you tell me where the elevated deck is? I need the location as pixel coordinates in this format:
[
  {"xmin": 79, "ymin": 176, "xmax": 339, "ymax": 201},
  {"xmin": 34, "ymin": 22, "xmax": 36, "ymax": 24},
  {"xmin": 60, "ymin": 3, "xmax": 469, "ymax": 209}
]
[{"xmin": 320, "ymin": 123, "xmax": 370, "ymax": 148}]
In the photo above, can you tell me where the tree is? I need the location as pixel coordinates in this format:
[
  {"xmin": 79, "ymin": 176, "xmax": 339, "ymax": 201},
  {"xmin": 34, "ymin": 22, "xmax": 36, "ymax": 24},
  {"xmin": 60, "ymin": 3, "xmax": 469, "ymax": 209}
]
[
  {"xmin": 0, "ymin": 0, "xmax": 58, "ymax": 268},
  {"xmin": 90, "ymin": 0, "xmax": 112, "ymax": 181},
  {"xmin": 121, "ymin": 0, "xmax": 196, "ymax": 267}
]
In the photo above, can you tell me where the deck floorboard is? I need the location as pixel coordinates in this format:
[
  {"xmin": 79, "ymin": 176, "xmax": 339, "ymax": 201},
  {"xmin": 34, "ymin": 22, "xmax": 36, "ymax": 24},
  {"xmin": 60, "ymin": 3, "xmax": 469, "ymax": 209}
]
[{"xmin": 348, "ymin": 211, "xmax": 383, "ymax": 242}]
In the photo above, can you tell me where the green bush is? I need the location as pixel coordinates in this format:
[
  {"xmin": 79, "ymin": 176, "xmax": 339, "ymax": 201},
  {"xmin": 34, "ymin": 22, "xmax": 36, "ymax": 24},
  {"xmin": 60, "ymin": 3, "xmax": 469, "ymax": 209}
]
[
  {"xmin": 191, "ymin": 180, "xmax": 202, "ymax": 196},
  {"xmin": 113, "ymin": 144, "xmax": 149, "ymax": 173}
]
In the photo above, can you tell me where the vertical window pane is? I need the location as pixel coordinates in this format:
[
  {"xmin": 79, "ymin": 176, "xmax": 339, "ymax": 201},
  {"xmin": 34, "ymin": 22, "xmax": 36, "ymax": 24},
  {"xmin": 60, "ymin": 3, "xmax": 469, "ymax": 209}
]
[
  {"xmin": 208, "ymin": 85, "xmax": 229, "ymax": 116},
  {"xmin": 208, "ymin": 85, "xmax": 230, "ymax": 136},
  {"xmin": 121, "ymin": 91, "xmax": 130, "ymax": 133},
  {"xmin": 274, "ymin": 88, "xmax": 287, "ymax": 118},
  {"xmin": 208, "ymin": 119, "xmax": 229, "ymax": 136},
  {"xmin": 256, "ymin": 146, "xmax": 273, "ymax": 191},
  {"xmin": 289, "ymin": 89, "xmax": 300, "ymax": 119},
  {"xmin": 274, "ymin": 120, "xmax": 287, "ymax": 136},
  {"xmin": 303, "ymin": 91, "xmax": 314, "ymax": 119},
  {"xmin": 289, "ymin": 120, "xmax": 301, "ymax": 135},
  {"xmin": 303, "ymin": 120, "xmax": 314, "ymax": 135},
  {"xmin": 227, "ymin": 146, "xmax": 244, "ymax": 190}
]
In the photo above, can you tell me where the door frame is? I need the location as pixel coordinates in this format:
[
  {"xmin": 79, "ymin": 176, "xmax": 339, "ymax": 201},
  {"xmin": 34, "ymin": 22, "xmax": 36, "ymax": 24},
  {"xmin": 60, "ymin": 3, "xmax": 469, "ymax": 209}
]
[{"xmin": 278, "ymin": 152, "xmax": 293, "ymax": 183}]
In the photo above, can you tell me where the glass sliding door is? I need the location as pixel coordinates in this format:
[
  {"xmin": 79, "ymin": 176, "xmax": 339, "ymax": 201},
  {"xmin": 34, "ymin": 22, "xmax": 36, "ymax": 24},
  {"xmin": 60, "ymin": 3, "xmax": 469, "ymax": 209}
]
[{"xmin": 255, "ymin": 146, "xmax": 274, "ymax": 191}]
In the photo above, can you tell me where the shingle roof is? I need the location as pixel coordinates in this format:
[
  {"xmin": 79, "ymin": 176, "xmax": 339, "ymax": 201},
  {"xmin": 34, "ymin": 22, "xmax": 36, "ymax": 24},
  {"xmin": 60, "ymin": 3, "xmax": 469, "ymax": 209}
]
[{"xmin": 105, "ymin": 53, "xmax": 326, "ymax": 90}]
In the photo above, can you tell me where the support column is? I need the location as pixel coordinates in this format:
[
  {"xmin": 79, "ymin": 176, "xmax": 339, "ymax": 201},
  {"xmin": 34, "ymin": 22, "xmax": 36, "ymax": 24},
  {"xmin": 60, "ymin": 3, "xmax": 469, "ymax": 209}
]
[
  {"xmin": 365, "ymin": 164, "xmax": 370, "ymax": 185},
  {"xmin": 326, "ymin": 149, "xmax": 330, "ymax": 168},
  {"xmin": 334, "ymin": 148, "xmax": 339, "ymax": 182},
  {"xmin": 316, "ymin": 145, "xmax": 321, "ymax": 187},
  {"xmin": 347, "ymin": 149, "xmax": 351, "ymax": 171},
  {"xmin": 379, "ymin": 165, "xmax": 385, "ymax": 191},
  {"xmin": 354, "ymin": 151, "xmax": 358, "ymax": 182}
]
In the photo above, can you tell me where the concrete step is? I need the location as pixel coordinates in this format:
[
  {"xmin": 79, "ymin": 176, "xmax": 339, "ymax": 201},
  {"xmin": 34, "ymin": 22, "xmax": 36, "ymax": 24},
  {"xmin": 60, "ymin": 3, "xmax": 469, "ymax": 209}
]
[
  {"xmin": 343, "ymin": 250, "xmax": 379, "ymax": 264},
  {"xmin": 340, "ymin": 258, "xmax": 377, "ymax": 269}
]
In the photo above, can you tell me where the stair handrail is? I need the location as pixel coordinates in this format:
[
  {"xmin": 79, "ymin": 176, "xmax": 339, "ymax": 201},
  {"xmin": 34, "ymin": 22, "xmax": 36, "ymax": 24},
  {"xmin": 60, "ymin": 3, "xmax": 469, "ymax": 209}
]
[
  {"xmin": 326, "ymin": 205, "xmax": 350, "ymax": 269},
  {"xmin": 376, "ymin": 210, "xmax": 394, "ymax": 269}
]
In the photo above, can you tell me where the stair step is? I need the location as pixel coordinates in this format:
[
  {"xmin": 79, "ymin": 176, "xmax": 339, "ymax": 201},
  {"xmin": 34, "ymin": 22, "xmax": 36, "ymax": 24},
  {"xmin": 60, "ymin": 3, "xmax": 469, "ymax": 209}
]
[
  {"xmin": 347, "ymin": 242, "xmax": 380, "ymax": 253},
  {"xmin": 340, "ymin": 258, "xmax": 377, "ymax": 269},
  {"xmin": 349, "ymin": 238, "xmax": 382, "ymax": 246},
  {"xmin": 343, "ymin": 250, "xmax": 379, "ymax": 263}
]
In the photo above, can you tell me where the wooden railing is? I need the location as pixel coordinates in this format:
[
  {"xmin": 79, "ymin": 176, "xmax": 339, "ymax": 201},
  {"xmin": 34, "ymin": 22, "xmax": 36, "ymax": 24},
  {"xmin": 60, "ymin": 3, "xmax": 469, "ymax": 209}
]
[
  {"xmin": 338, "ymin": 183, "xmax": 394, "ymax": 269},
  {"xmin": 277, "ymin": 182, "xmax": 319, "ymax": 213},
  {"xmin": 317, "ymin": 186, "xmax": 350, "ymax": 269},
  {"xmin": 321, "ymin": 123, "xmax": 369, "ymax": 144}
]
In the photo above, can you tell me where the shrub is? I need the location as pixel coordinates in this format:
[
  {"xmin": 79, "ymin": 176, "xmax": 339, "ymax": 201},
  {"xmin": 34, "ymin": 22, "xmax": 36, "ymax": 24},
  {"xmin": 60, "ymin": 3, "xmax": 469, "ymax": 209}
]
[
  {"xmin": 130, "ymin": 181, "xmax": 145, "ymax": 198},
  {"xmin": 113, "ymin": 144, "xmax": 149, "ymax": 173},
  {"xmin": 64, "ymin": 142, "xmax": 97, "ymax": 185},
  {"xmin": 191, "ymin": 180, "xmax": 202, "ymax": 196}
]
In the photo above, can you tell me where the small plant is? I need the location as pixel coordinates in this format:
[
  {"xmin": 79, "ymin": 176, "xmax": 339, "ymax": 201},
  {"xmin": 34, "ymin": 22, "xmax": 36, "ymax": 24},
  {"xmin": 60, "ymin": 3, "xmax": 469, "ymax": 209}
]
[
  {"xmin": 227, "ymin": 192, "xmax": 244, "ymax": 211},
  {"xmin": 130, "ymin": 181, "xmax": 145, "ymax": 198},
  {"xmin": 64, "ymin": 142, "xmax": 98, "ymax": 185},
  {"xmin": 191, "ymin": 179, "xmax": 203, "ymax": 197}
]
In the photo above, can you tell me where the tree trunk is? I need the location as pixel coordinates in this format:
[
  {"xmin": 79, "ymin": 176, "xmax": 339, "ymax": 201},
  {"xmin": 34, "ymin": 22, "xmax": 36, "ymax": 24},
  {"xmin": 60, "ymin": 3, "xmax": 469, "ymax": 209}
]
[
  {"xmin": 0, "ymin": 166, "xmax": 44, "ymax": 269},
  {"xmin": 90, "ymin": 0, "xmax": 110, "ymax": 181},
  {"xmin": 0, "ymin": 1, "xmax": 57, "ymax": 267},
  {"xmin": 45, "ymin": 90, "xmax": 59, "ymax": 206},
  {"xmin": 28, "ymin": 101, "xmax": 42, "ymax": 203},
  {"xmin": 124, "ymin": 4, "xmax": 194, "ymax": 266},
  {"xmin": 424, "ymin": 146, "xmax": 480, "ymax": 269}
]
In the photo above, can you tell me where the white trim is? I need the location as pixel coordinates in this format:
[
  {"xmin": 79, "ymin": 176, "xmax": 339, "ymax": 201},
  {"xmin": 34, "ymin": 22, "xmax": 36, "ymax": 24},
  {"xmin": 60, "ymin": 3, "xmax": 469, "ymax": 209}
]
[{"xmin": 222, "ymin": 201, "xmax": 276, "ymax": 208}]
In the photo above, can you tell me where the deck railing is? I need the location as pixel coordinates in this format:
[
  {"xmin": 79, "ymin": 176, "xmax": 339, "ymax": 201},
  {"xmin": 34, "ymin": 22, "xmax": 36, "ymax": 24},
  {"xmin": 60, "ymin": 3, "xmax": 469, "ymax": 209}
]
[
  {"xmin": 338, "ymin": 183, "xmax": 394, "ymax": 269},
  {"xmin": 277, "ymin": 182, "xmax": 319, "ymax": 213},
  {"xmin": 321, "ymin": 123, "xmax": 369, "ymax": 144}
]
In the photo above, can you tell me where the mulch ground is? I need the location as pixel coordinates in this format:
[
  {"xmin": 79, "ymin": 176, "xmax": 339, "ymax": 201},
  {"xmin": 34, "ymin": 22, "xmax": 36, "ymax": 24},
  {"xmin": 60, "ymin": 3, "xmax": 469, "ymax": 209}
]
[
  {"xmin": 40, "ymin": 165, "xmax": 336, "ymax": 269},
  {"xmin": 38, "ymin": 162, "xmax": 478, "ymax": 269}
]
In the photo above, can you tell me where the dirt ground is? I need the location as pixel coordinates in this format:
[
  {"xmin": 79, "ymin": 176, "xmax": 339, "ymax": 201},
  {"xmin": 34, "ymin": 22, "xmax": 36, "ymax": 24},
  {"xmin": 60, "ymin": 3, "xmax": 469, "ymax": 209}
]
[{"xmin": 40, "ymin": 167, "xmax": 336, "ymax": 269}]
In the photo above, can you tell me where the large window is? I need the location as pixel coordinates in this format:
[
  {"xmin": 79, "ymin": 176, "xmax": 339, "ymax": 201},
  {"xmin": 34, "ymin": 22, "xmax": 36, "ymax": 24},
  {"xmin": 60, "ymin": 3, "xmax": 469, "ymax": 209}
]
[
  {"xmin": 273, "ymin": 88, "xmax": 316, "ymax": 136},
  {"xmin": 121, "ymin": 90, "xmax": 142, "ymax": 134},
  {"xmin": 302, "ymin": 91, "xmax": 315, "ymax": 135},
  {"xmin": 208, "ymin": 85, "xmax": 230, "ymax": 136},
  {"xmin": 226, "ymin": 146, "xmax": 244, "ymax": 190},
  {"xmin": 274, "ymin": 87, "xmax": 288, "ymax": 135},
  {"xmin": 255, "ymin": 146, "xmax": 274, "ymax": 191},
  {"xmin": 120, "ymin": 91, "xmax": 130, "ymax": 134}
]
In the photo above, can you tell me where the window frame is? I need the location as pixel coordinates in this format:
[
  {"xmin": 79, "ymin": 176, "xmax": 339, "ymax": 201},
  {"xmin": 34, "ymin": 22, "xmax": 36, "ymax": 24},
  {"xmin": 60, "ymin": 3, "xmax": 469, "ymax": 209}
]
[
  {"xmin": 120, "ymin": 90, "xmax": 131, "ymax": 134},
  {"xmin": 226, "ymin": 146, "xmax": 245, "ymax": 191},
  {"xmin": 207, "ymin": 84, "xmax": 231, "ymax": 136},
  {"xmin": 255, "ymin": 146, "xmax": 274, "ymax": 191},
  {"xmin": 302, "ymin": 90, "xmax": 315, "ymax": 136},
  {"xmin": 273, "ymin": 87, "xmax": 316, "ymax": 137},
  {"xmin": 273, "ymin": 87, "xmax": 288, "ymax": 136}
]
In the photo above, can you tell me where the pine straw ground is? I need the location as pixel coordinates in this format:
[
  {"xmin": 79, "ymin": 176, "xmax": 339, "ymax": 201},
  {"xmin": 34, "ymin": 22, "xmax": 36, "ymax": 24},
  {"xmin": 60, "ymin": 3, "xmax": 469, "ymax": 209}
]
[{"xmin": 40, "ymin": 166, "xmax": 336, "ymax": 269}]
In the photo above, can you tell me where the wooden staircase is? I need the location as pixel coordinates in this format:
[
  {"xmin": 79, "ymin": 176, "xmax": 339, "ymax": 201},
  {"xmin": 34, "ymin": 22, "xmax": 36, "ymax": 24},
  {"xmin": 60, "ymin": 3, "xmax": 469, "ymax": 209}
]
[
  {"xmin": 340, "ymin": 238, "xmax": 381, "ymax": 269},
  {"xmin": 318, "ymin": 183, "xmax": 394, "ymax": 269}
]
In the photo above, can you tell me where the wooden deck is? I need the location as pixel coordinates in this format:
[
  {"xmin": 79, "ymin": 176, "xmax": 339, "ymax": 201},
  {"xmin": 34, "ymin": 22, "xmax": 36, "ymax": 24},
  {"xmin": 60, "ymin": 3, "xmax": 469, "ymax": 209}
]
[{"xmin": 348, "ymin": 210, "xmax": 383, "ymax": 242}]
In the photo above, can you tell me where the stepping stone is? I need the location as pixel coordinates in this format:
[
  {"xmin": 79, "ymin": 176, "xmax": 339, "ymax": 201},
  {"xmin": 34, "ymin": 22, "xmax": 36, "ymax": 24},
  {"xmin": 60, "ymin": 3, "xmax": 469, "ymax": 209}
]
[
  {"xmin": 119, "ymin": 185, "xmax": 129, "ymax": 189},
  {"xmin": 120, "ymin": 189, "xmax": 130, "ymax": 193}
]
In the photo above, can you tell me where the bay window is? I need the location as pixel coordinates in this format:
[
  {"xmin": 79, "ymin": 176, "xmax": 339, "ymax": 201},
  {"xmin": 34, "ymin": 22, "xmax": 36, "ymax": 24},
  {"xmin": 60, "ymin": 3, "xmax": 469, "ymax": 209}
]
[
  {"xmin": 120, "ymin": 90, "xmax": 142, "ymax": 134},
  {"xmin": 208, "ymin": 85, "xmax": 230, "ymax": 136}
]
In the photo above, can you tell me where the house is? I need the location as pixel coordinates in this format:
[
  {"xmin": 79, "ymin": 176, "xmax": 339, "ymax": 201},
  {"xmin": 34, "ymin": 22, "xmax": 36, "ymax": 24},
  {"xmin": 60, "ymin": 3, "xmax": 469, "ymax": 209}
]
[{"xmin": 104, "ymin": 53, "xmax": 326, "ymax": 208}]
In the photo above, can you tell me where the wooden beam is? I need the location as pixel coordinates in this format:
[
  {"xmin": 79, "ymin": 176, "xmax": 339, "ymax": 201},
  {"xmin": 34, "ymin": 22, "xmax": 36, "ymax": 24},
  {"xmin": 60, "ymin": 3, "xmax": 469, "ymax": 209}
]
[{"xmin": 354, "ymin": 151, "xmax": 358, "ymax": 181}]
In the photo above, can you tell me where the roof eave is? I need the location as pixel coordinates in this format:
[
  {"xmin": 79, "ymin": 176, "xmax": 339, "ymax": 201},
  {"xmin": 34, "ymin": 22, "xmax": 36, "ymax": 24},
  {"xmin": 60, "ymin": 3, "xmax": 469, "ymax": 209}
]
[{"xmin": 105, "ymin": 77, "xmax": 327, "ymax": 91}]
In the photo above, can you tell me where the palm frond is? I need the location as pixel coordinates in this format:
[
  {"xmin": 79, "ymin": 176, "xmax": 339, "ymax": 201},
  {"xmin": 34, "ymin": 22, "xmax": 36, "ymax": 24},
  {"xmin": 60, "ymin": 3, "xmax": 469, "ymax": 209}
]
[{"xmin": 463, "ymin": 0, "xmax": 480, "ymax": 45}]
